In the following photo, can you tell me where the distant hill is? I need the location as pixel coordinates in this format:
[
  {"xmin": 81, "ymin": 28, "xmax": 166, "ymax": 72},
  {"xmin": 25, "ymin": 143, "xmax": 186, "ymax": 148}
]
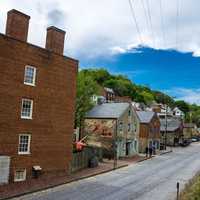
[
  {"xmin": 78, "ymin": 68, "xmax": 200, "ymax": 126},
  {"xmin": 80, "ymin": 68, "xmax": 175, "ymax": 106}
]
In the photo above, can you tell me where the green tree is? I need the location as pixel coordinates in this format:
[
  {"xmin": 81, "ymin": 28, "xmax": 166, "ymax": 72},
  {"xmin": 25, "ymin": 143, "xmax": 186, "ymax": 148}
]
[
  {"xmin": 140, "ymin": 91, "xmax": 155, "ymax": 105},
  {"xmin": 153, "ymin": 91, "xmax": 175, "ymax": 107},
  {"xmin": 75, "ymin": 71, "xmax": 99, "ymax": 128}
]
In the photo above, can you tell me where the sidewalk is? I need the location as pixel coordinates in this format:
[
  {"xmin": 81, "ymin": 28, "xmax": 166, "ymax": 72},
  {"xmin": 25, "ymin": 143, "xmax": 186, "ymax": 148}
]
[
  {"xmin": 0, "ymin": 155, "xmax": 152, "ymax": 200},
  {"xmin": 0, "ymin": 159, "xmax": 127, "ymax": 200}
]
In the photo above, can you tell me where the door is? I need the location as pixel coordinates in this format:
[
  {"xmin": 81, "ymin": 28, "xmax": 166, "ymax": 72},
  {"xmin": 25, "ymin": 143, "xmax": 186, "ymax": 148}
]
[
  {"xmin": 126, "ymin": 143, "xmax": 129, "ymax": 155},
  {"xmin": 126, "ymin": 142, "xmax": 131, "ymax": 156},
  {"xmin": 0, "ymin": 156, "xmax": 10, "ymax": 184}
]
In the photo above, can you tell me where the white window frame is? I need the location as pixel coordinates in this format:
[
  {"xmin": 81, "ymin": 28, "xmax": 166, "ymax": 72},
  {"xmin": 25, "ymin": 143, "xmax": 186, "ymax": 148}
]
[
  {"xmin": 14, "ymin": 169, "xmax": 26, "ymax": 182},
  {"xmin": 18, "ymin": 134, "xmax": 31, "ymax": 155},
  {"xmin": 24, "ymin": 65, "xmax": 36, "ymax": 86},
  {"xmin": 21, "ymin": 98, "xmax": 33, "ymax": 119}
]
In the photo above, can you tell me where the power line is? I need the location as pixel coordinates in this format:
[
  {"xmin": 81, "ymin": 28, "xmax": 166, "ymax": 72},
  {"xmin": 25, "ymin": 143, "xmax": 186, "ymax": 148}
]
[
  {"xmin": 176, "ymin": 0, "xmax": 180, "ymax": 49},
  {"xmin": 146, "ymin": 0, "xmax": 156, "ymax": 47},
  {"xmin": 128, "ymin": 0, "xmax": 143, "ymax": 45},
  {"xmin": 141, "ymin": 0, "xmax": 152, "ymax": 44},
  {"xmin": 141, "ymin": 0, "xmax": 150, "ymax": 33},
  {"xmin": 159, "ymin": 0, "xmax": 166, "ymax": 47}
]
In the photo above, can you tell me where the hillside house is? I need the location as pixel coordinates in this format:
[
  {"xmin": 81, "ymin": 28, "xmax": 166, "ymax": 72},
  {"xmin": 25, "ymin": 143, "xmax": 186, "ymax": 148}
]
[{"xmin": 173, "ymin": 107, "xmax": 184, "ymax": 118}]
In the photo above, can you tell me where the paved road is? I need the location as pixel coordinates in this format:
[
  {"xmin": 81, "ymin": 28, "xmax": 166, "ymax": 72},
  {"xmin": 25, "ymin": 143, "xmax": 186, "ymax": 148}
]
[{"xmin": 14, "ymin": 143, "xmax": 200, "ymax": 200}]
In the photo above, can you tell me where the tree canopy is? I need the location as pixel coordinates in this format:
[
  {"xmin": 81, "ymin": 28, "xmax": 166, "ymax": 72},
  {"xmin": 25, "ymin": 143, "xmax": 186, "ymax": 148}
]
[
  {"xmin": 75, "ymin": 71, "xmax": 99, "ymax": 128},
  {"xmin": 75, "ymin": 68, "xmax": 200, "ymax": 127}
]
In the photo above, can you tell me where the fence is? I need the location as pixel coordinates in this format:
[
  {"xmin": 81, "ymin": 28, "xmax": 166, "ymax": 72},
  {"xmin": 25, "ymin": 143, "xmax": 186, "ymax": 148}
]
[{"xmin": 70, "ymin": 148, "xmax": 92, "ymax": 173}]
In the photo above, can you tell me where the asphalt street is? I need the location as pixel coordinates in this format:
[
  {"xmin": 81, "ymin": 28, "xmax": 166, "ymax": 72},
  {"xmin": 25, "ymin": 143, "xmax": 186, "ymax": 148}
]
[{"xmin": 13, "ymin": 143, "xmax": 200, "ymax": 200}]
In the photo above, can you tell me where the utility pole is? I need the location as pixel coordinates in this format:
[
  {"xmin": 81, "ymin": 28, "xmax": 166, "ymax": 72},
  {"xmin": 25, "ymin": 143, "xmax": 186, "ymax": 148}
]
[
  {"xmin": 165, "ymin": 104, "xmax": 167, "ymax": 150},
  {"xmin": 113, "ymin": 121, "xmax": 118, "ymax": 170},
  {"xmin": 189, "ymin": 111, "xmax": 192, "ymax": 139}
]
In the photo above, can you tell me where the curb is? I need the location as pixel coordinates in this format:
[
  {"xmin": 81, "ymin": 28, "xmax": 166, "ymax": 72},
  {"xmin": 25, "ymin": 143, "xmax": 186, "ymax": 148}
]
[
  {"xmin": 159, "ymin": 150, "xmax": 173, "ymax": 155},
  {"xmin": 2, "ymin": 164, "xmax": 128, "ymax": 200},
  {"xmin": 137, "ymin": 156, "xmax": 155, "ymax": 162}
]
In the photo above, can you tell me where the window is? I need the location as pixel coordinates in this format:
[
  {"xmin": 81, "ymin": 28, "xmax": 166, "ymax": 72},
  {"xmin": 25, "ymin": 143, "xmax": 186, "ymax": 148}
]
[
  {"xmin": 14, "ymin": 169, "xmax": 26, "ymax": 182},
  {"xmin": 128, "ymin": 110, "xmax": 131, "ymax": 116},
  {"xmin": 18, "ymin": 134, "xmax": 31, "ymax": 154},
  {"xmin": 119, "ymin": 121, "xmax": 123, "ymax": 132},
  {"xmin": 21, "ymin": 99, "xmax": 33, "ymax": 119},
  {"xmin": 128, "ymin": 123, "xmax": 131, "ymax": 132},
  {"xmin": 24, "ymin": 66, "xmax": 36, "ymax": 86},
  {"xmin": 134, "ymin": 140, "xmax": 137, "ymax": 150}
]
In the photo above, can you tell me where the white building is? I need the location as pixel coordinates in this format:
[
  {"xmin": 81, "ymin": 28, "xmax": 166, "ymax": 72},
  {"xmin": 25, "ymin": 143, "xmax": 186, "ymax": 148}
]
[{"xmin": 173, "ymin": 107, "xmax": 185, "ymax": 118}]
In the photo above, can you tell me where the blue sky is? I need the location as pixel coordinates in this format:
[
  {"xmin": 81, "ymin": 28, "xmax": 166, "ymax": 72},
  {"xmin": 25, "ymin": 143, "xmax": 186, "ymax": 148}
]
[
  {"xmin": 1, "ymin": 0, "xmax": 200, "ymax": 104},
  {"xmin": 80, "ymin": 47, "xmax": 200, "ymax": 104}
]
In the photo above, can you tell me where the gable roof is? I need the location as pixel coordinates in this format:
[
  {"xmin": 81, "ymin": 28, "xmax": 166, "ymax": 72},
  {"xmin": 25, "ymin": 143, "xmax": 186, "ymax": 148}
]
[
  {"xmin": 136, "ymin": 111, "xmax": 155, "ymax": 123},
  {"xmin": 86, "ymin": 103, "xmax": 130, "ymax": 119},
  {"xmin": 173, "ymin": 107, "xmax": 183, "ymax": 112},
  {"xmin": 160, "ymin": 117, "xmax": 182, "ymax": 132}
]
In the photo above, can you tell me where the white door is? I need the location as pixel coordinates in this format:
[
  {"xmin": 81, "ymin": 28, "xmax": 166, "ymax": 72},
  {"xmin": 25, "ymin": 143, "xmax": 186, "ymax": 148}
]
[{"xmin": 0, "ymin": 156, "xmax": 10, "ymax": 184}]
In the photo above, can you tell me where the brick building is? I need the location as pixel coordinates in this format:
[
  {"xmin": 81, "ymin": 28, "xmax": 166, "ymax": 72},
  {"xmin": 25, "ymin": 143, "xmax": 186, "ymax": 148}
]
[{"xmin": 0, "ymin": 9, "xmax": 78, "ymax": 185}]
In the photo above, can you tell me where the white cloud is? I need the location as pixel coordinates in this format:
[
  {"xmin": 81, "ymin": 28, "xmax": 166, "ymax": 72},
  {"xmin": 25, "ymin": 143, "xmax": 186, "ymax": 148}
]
[
  {"xmin": 166, "ymin": 88, "xmax": 200, "ymax": 105},
  {"xmin": 0, "ymin": 0, "xmax": 200, "ymax": 58},
  {"xmin": 110, "ymin": 44, "xmax": 143, "ymax": 55}
]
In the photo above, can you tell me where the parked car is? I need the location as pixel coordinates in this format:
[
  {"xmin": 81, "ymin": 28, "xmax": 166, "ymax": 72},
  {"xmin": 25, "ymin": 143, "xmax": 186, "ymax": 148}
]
[
  {"xmin": 191, "ymin": 138, "xmax": 198, "ymax": 142},
  {"xmin": 180, "ymin": 139, "xmax": 191, "ymax": 147},
  {"xmin": 191, "ymin": 136, "xmax": 200, "ymax": 142}
]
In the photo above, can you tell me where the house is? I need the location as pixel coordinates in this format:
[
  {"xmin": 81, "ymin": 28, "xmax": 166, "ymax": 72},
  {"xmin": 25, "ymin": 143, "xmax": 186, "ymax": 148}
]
[
  {"xmin": 84, "ymin": 103, "xmax": 138, "ymax": 158},
  {"xmin": 92, "ymin": 95, "xmax": 106, "ymax": 105},
  {"xmin": 102, "ymin": 87, "xmax": 115, "ymax": 103},
  {"xmin": 0, "ymin": 10, "xmax": 78, "ymax": 185},
  {"xmin": 183, "ymin": 123, "xmax": 198, "ymax": 139},
  {"xmin": 160, "ymin": 117, "xmax": 183, "ymax": 146},
  {"xmin": 149, "ymin": 102, "xmax": 162, "ymax": 113},
  {"xmin": 136, "ymin": 111, "xmax": 161, "ymax": 153},
  {"xmin": 115, "ymin": 96, "xmax": 132, "ymax": 103},
  {"xmin": 92, "ymin": 87, "xmax": 114, "ymax": 105},
  {"xmin": 173, "ymin": 107, "xmax": 184, "ymax": 118},
  {"xmin": 132, "ymin": 102, "xmax": 147, "ymax": 111}
]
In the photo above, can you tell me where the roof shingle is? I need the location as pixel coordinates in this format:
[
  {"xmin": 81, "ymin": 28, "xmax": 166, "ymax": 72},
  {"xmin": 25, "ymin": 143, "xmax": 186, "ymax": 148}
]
[
  {"xmin": 86, "ymin": 103, "xmax": 130, "ymax": 119},
  {"xmin": 136, "ymin": 111, "xmax": 155, "ymax": 123}
]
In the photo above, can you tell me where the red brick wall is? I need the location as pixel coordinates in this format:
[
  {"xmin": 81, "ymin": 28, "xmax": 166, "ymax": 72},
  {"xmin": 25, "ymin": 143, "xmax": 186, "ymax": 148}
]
[
  {"xmin": 0, "ymin": 33, "xmax": 78, "ymax": 182},
  {"xmin": 6, "ymin": 9, "xmax": 30, "ymax": 42}
]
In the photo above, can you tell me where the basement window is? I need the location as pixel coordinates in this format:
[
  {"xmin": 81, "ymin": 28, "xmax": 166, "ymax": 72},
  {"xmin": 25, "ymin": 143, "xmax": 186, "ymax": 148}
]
[
  {"xmin": 24, "ymin": 65, "xmax": 36, "ymax": 86},
  {"xmin": 14, "ymin": 169, "xmax": 26, "ymax": 182}
]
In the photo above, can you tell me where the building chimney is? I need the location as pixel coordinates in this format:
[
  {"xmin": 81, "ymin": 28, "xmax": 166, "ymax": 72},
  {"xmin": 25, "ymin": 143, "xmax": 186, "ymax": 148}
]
[
  {"xmin": 45, "ymin": 26, "xmax": 66, "ymax": 55},
  {"xmin": 6, "ymin": 9, "xmax": 30, "ymax": 42}
]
